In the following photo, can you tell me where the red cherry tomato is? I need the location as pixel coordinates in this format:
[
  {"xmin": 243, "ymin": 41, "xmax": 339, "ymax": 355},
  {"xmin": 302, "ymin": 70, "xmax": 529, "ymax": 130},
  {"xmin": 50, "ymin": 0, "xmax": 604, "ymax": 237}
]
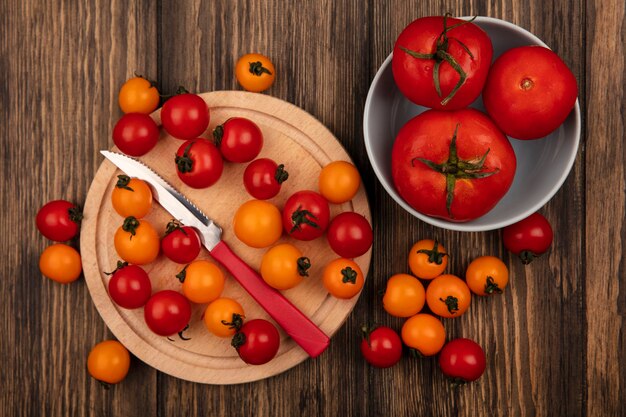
[
  {"xmin": 36, "ymin": 200, "xmax": 82, "ymax": 241},
  {"xmin": 107, "ymin": 261, "xmax": 152, "ymax": 309},
  {"xmin": 232, "ymin": 319, "xmax": 280, "ymax": 365},
  {"xmin": 438, "ymin": 338, "xmax": 486, "ymax": 383},
  {"xmin": 112, "ymin": 113, "xmax": 160, "ymax": 156},
  {"xmin": 175, "ymin": 139, "xmax": 224, "ymax": 188},
  {"xmin": 161, "ymin": 220, "xmax": 201, "ymax": 264},
  {"xmin": 502, "ymin": 212, "xmax": 554, "ymax": 264},
  {"xmin": 243, "ymin": 158, "xmax": 289, "ymax": 200},
  {"xmin": 483, "ymin": 46, "xmax": 578, "ymax": 140},
  {"xmin": 360, "ymin": 325, "xmax": 402, "ymax": 368},
  {"xmin": 282, "ymin": 190, "xmax": 330, "ymax": 241},
  {"xmin": 144, "ymin": 290, "xmax": 191, "ymax": 336},
  {"xmin": 161, "ymin": 92, "xmax": 210, "ymax": 140},
  {"xmin": 213, "ymin": 117, "xmax": 264, "ymax": 163},
  {"xmin": 326, "ymin": 212, "xmax": 373, "ymax": 258}
]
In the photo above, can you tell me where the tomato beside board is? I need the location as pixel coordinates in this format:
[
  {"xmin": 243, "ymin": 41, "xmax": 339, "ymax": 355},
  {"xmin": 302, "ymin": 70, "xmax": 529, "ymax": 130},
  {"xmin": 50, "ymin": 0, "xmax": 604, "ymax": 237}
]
[
  {"xmin": 360, "ymin": 325, "xmax": 402, "ymax": 368},
  {"xmin": 36, "ymin": 200, "xmax": 82, "ymax": 242},
  {"xmin": 502, "ymin": 212, "xmax": 554, "ymax": 264},
  {"xmin": 439, "ymin": 338, "xmax": 486, "ymax": 382}
]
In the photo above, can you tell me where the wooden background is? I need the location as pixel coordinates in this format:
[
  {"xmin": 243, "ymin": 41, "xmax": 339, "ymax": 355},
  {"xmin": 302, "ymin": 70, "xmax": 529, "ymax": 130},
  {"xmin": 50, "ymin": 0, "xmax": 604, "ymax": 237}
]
[{"xmin": 1, "ymin": 0, "xmax": 624, "ymax": 416}]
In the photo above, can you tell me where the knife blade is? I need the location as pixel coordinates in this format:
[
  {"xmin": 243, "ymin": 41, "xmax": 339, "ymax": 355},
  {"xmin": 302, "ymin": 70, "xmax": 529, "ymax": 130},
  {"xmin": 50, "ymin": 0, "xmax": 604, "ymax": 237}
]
[{"xmin": 101, "ymin": 150, "xmax": 330, "ymax": 358}]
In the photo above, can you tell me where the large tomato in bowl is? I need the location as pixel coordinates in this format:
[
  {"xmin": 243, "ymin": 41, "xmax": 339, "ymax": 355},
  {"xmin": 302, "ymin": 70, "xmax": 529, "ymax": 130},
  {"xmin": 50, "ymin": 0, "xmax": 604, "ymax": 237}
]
[
  {"xmin": 391, "ymin": 109, "xmax": 516, "ymax": 222},
  {"xmin": 392, "ymin": 14, "xmax": 493, "ymax": 110}
]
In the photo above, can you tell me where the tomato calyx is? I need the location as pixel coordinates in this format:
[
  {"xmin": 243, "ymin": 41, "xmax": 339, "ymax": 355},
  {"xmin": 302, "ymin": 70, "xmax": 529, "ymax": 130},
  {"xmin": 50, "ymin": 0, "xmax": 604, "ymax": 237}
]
[
  {"xmin": 484, "ymin": 276, "xmax": 503, "ymax": 294},
  {"xmin": 175, "ymin": 142, "xmax": 195, "ymax": 174},
  {"xmin": 176, "ymin": 85, "xmax": 190, "ymax": 95},
  {"xmin": 115, "ymin": 175, "xmax": 134, "ymax": 191},
  {"xmin": 449, "ymin": 377, "xmax": 468, "ymax": 388},
  {"xmin": 248, "ymin": 61, "xmax": 273, "ymax": 76},
  {"xmin": 221, "ymin": 313, "xmax": 244, "ymax": 332},
  {"xmin": 104, "ymin": 260, "xmax": 129, "ymax": 276},
  {"xmin": 399, "ymin": 14, "xmax": 477, "ymax": 106},
  {"xmin": 519, "ymin": 250, "xmax": 539, "ymax": 265},
  {"xmin": 290, "ymin": 205, "xmax": 320, "ymax": 233},
  {"xmin": 416, "ymin": 239, "xmax": 447, "ymax": 265},
  {"xmin": 122, "ymin": 216, "xmax": 140, "ymax": 238},
  {"xmin": 167, "ymin": 324, "xmax": 191, "ymax": 341},
  {"xmin": 409, "ymin": 348, "xmax": 424, "ymax": 358},
  {"xmin": 439, "ymin": 295, "xmax": 459, "ymax": 314},
  {"xmin": 231, "ymin": 331, "xmax": 247, "ymax": 350},
  {"xmin": 164, "ymin": 219, "xmax": 188, "ymax": 237},
  {"xmin": 212, "ymin": 125, "xmax": 225, "ymax": 147},
  {"xmin": 341, "ymin": 267, "xmax": 358, "ymax": 284},
  {"xmin": 275, "ymin": 164, "xmax": 289, "ymax": 184},
  {"xmin": 68, "ymin": 205, "xmax": 83, "ymax": 224},
  {"xmin": 175, "ymin": 265, "xmax": 188, "ymax": 283},
  {"xmin": 297, "ymin": 257, "xmax": 311, "ymax": 277},
  {"xmin": 413, "ymin": 124, "xmax": 498, "ymax": 217}
]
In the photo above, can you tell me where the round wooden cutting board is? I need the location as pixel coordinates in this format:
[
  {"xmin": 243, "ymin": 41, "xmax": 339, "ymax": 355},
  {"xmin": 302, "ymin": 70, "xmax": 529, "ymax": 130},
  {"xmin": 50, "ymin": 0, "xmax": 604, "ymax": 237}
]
[{"xmin": 81, "ymin": 91, "xmax": 372, "ymax": 384}]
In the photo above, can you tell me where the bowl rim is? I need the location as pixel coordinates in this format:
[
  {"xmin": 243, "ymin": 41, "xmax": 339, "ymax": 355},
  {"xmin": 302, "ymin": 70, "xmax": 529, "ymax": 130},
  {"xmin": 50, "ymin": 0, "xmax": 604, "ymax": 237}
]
[{"xmin": 363, "ymin": 16, "xmax": 582, "ymax": 232}]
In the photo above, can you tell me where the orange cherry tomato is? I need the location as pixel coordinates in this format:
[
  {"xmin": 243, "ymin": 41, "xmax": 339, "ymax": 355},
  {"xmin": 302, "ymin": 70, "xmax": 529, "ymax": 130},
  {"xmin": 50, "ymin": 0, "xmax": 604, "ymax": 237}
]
[
  {"xmin": 39, "ymin": 243, "xmax": 82, "ymax": 284},
  {"xmin": 233, "ymin": 200, "xmax": 282, "ymax": 248},
  {"xmin": 113, "ymin": 217, "xmax": 159, "ymax": 265},
  {"xmin": 382, "ymin": 273, "xmax": 425, "ymax": 317},
  {"xmin": 235, "ymin": 53, "xmax": 276, "ymax": 93},
  {"xmin": 179, "ymin": 260, "xmax": 225, "ymax": 304},
  {"xmin": 401, "ymin": 313, "xmax": 446, "ymax": 356},
  {"xmin": 318, "ymin": 161, "xmax": 361, "ymax": 204},
  {"xmin": 87, "ymin": 340, "xmax": 131, "ymax": 384},
  {"xmin": 465, "ymin": 255, "xmax": 509, "ymax": 296},
  {"xmin": 203, "ymin": 297, "xmax": 245, "ymax": 338},
  {"xmin": 111, "ymin": 175, "xmax": 153, "ymax": 218},
  {"xmin": 408, "ymin": 239, "xmax": 448, "ymax": 279},
  {"xmin": 426, "ymin": 274, "xmax": 472, "ymax": 318},
  {"xmin": 322, "ymin": 258, "xmax": 364, "ymax": 299},
  {"xmin": 260, "ymin": 243, "xmax": 311, "ymax": 290},
  {"xmin": 118, "ymin": 76, "xmax": 160, "ymax": 114}
]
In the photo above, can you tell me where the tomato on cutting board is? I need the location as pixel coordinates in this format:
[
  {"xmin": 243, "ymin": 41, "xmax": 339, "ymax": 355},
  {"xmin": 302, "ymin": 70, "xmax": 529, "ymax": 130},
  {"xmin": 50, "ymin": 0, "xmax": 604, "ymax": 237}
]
[
  {"xmin": 161, "ymin": 220, "xmax": 201, "ymax": 264},
  {"xmin": 177, "ymin": 260, "xmax": 225, "ymax": 304},
  {"xmin": 260, "ymin": 243, "xmax": 311, "ymax": 290},
  {"xmin": 282, "ymin": 190, "xmax": 330, "ymax": 241},
  {"xmin": 204, "ymin": 297, "xmax": 245, "ymax": 338},
  {"xmin": 213, "ymin": 117, "xmax": 264, "ymax": 163},
  {"xmin": 232, "ymin": 319, "xmax": 280, "ymax": 365},
  {"xmin": 161, "ymin": 90, "xmax": 210, "ymax": 140},
  {"xmin": 243, "ymin": 158, "xmax": 289, "ymax": 200},
  {"xmin": 112, "ymin": 113, "xmax": 160, "ymax": 157},
  {"xmin": 175, "ymin": 139, "xmax": 224, "ymax": 189},
  {"xmin": 144, "ymin": 290, "xmax": 192, "ymax": 336},
  {"xmin": 107, "ymin": 261, "xmax": 152, "ymax": 309},
  {"xmin": 233, "ymin": 200, "xmax": 283, "ymax": 248},
  {"xmin": 113, "ymin": 216, "xmax": 160, "ymax": 265},
  {"xmin": 111, "ymin": 175, "xmax": 153, "ymax": 219}
]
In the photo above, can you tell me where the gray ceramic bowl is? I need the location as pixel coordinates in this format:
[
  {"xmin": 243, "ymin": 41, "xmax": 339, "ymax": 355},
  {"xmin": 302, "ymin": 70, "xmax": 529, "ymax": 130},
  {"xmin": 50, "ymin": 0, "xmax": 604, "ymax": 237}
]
[{"xmin": 363, "ymin": 16, "xmax": 581, "ymax": 232}]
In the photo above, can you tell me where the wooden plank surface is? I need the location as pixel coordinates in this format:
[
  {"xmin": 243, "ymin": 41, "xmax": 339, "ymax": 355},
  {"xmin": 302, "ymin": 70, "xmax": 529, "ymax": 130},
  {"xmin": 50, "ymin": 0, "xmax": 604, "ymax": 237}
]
[{"xmin": 0, "ymin": 0, "xmax": 623, "ymax": 416}]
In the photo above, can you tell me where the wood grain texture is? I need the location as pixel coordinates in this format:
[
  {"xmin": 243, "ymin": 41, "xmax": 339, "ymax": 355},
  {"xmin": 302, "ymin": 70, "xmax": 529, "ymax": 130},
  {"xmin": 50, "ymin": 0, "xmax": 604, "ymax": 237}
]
[{"xmin": 1, "ymin": 0, "xmax": 624, "ymax": 416}]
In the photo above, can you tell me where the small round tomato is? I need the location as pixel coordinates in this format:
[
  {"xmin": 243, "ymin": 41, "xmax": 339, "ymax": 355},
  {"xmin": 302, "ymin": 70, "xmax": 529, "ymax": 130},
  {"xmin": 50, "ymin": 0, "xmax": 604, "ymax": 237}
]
[
  {"xmin": 213, "ymin": 117, "xmax": 263, "ymax": 163},
  {"xmin": 204, "ymin": 297, "xmax": 245, "ymax": 338},
  {"xmin": 326, "ymin": 212, "xmax": 373, "ymax": 258},
  {"xmin": 118, "ymin": 76, "xmax": 160, "ymax": 114},
  {"xmin": 178, "ymin": 260, "xmax": 225, "ymax": 304},
  {"xmin": 36, "ymin": 200, "xmax": 82, "ymax": 241},
  {"xmin": 318, "ymin": 161, "xmax": 361, "ymax": 204},
  {"xmin": 87, "ymin": 340, "xmax": 131, "ymax": 385},
  {"xmin": 408, "ymin": 239, "xmax": 448, "ymax": 279},
  {"xmin": 113, "ymin": 217, "xmax": 160, "ymax": 265},
  {"xmin": 426, "ymin": 274, "xmax": 471, "ymax": 318},
  {"xmin": 112, "ymin": 113, "xmax": 160, "ymax": 157},
  {"xmin": 107, "ymin": 261, "xmax": 152, "ymax": 309},
  {"xmin": 502, "ymin": 212, "xmax": 554, "ymax": 264},
  {"xmin": 382, "ymin": 273, "xmax": 426, "ymax": 318},
  {"xmin": 39, "ymin": 243, "xmax": 82, "ymax": 284},
  {"xmin": 175, "ymin": 139, "xmax": 224, "ymax": 189},
  {"xmin": 235, "ymin": 53, "xmax": 275, "ymax": 93},
  {"xmin": 401, "ymin": 313, "xmax": 446, "ymax": 356},
  {"xmin": 282, "ymin": 190, "xmax": 330, "ymax": 241},
  {"xmin": 233, "ymin": 200, "xmax": 283, "ymax": 248},
  {"xmin": 161, "ymin": 220, "xmax": 201, "ymax": 264},
  {"xmin": 144, "ymin": 290, "xmax": 191, "ymax": 336},
  {"xmin": 439, "ymin": 338, "xmax": 486, "ymax": 382},
  {"xmin": 111, "ymin": 175, "xmax": 153, "ymax": 218},
  {"xmin": 322, "ymin": 258, "xmax": 364, "ymax": 299},
  {"xmin": 465, "ymin": 256, "xmax": 509, "ymax": 296},
  {"xmin": 360, "ymin": 325, "xmax": 402, "ymax": 368},
  {"xmin": 243, "ymin": 158, "xmax": 289, "ymax": 200},
  {"xmin": 161, "ymin": 91, "xmax": 210, "ymax": 139},
  {"xmin": 260, "ymin": 243, "xmax": 311, "ymax": 290},
  {"xmin": 483, "ymin": 46, "xmax": 578, "ymax": 140},
  {"xmin": 232, "ymin": 319, "xmax": 280, "ymax": 365}
]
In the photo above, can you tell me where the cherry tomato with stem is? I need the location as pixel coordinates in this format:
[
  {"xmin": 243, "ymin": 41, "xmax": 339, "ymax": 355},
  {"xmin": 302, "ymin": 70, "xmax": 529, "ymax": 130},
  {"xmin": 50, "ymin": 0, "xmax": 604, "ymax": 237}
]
[
  {"xmin": 107, "ymin": 261, "xmax": 152, "ymax": 309},
  {"xmin": 111, "ymin": 175, "xmax": 153, "ymax": 219},
  {"xmin": 233, "ymin": 200, "xmax": 283, "ymax": 248},
  {"xmin": 213, "ymin": 117, "xmax": 263, "ymax": 163},
  {"xmin": 161, "ymin": 220, "xmax": 201, "ymax": 264},
  {"xmin": 161, "ymin": 89, "xmax": 210, "ymax": 140},
  {"xmin": 113, "ymin": 216, "xmax": 160, "ymax": 265},
  {"xmin": 144, "ymin": 290, "xmax": 191, "ymax": 336},
  {"xmin": 87, "ymin": 340, "xmax": 131, "ymax": 385},
  {"xmin": 382, "ymin": 273, "xmax": 426, "ymax": 318},
  {"xmin": 439, "ymin": 338, "xmax": 486, "ymax": 383},
  {"xmin": 235, "ymin": 53, "xmax": 275, "ymax": 93},
  {"xmin": 243, "ymin": 158, "xmax": 289, "ymax": 200},
  {"xmin": 118, "ymin": 75, "xmax": 160, "ymax": 114},
  {"xmin": 318, "ymin": 161, "xmax": 361, "ymax": 204},
  {"xmin": 39, "ymin": 243, "xmax": 82, "ymax": 284},
  {"xmin": 177, "ymin": 260, "xmax": 225, "ymax": 304},
  {"xmin": 465, "ymin": 255, "xmax": 509, "ymax": 296},
  {"xmin": 401, "ymin": 313, "xmax": 446, "ymax": 356},
  {"xmin": 425, "ymin": 274, "xmax": 471, "ymax": 318},
  {"xmin": 204, "ymin": 297, "xmax": 245, "ymax": 338},
  {"xmin": 322, "ymin": 258, "xmax": 364, "ymax": 299},
  {"xmin": 112, "ymin": 113, "xmax": 159, "ymax": 157},
  {"xmin": 360, "ymin": 325, "xmax": 402, "ymax": 368},
  {"xmin": 282, "ymin": 190, "xmax": 330, "ymax": 241},
  {"xmin": 260, "ymin": 243, "xmax": 311, "ymax": 290},
  {"xmin": 326, "ymin": 211, "xmax": 373, "ymax": 258},
  {"xmin": 408, "ymin": 239, "xmax": 448, "ymax": 279},
  {"xmin": 36, "ymin": 200, "xmax": 82, "ymax": 242},
  {"xmin": 502, "ymin": 212, "xmax": 554, "ymax": 264},
  {"xmin": 175, "ymin": 139, "xmax": 224, "ymax": 189},
  {"xmin": 232, "ymin": 319, "xmax": 280, "ymax": 365}
]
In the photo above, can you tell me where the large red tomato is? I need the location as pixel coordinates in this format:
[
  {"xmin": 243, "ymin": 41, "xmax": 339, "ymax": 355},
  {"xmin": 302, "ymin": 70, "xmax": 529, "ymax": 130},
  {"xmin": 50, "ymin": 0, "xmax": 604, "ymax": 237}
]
[
  {"xmin": 391, "ymin": 109, "xmax": 516, "ymax": 221},
  {"xmin": 392, "ymin": 15, "xmax": 493, "ymax": 110},
  {"xmin": 483, "ymin": 45, "xmax": 578, "ymax": 140}
]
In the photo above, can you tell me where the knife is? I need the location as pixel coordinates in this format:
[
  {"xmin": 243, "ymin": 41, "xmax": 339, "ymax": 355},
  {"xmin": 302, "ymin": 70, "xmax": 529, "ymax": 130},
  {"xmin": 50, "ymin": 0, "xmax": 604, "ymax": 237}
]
[{"xmin": 101, "ymin": 150, "xmax": 330, "ymax": 358}]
